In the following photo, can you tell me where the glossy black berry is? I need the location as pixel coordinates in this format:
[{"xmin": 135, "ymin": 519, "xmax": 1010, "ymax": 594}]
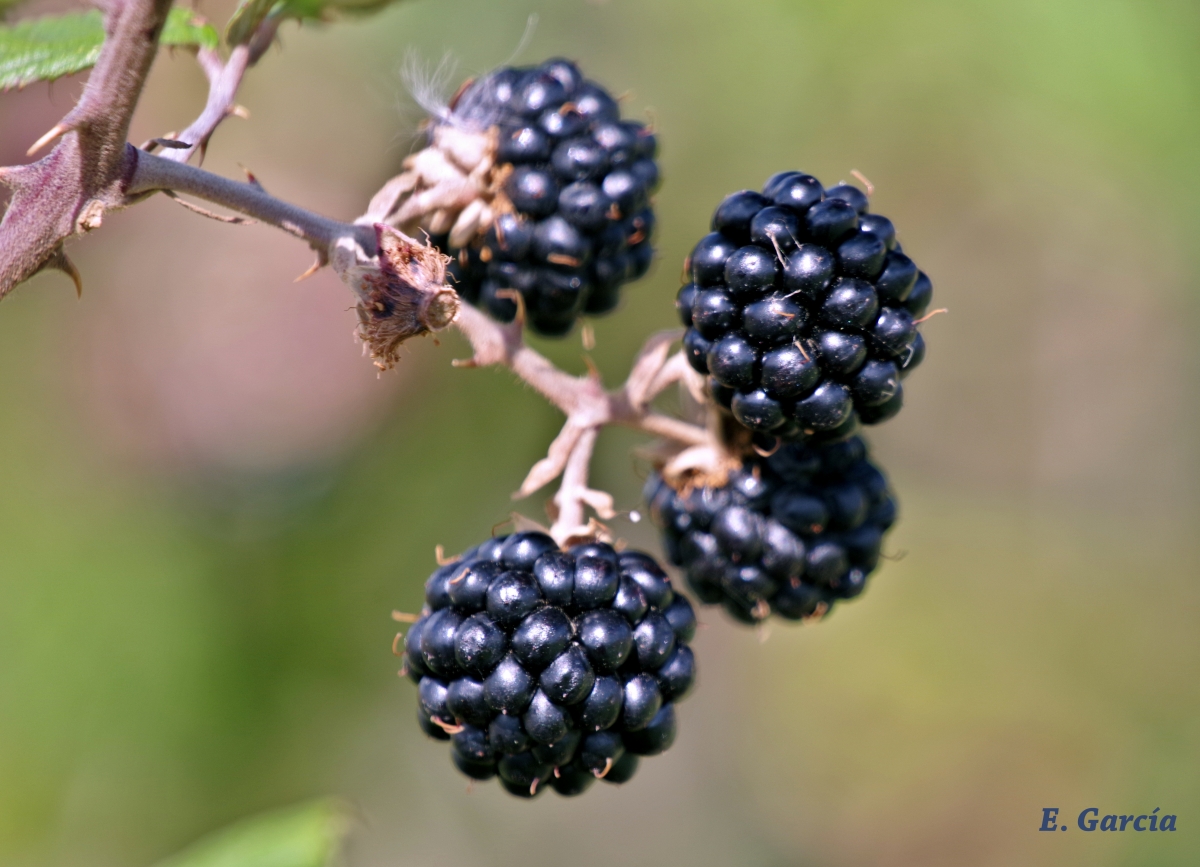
[
  {"xmin": 713, "ymin": 191, "xmax": 771, "ymax": 243},
  {"xmin": 725, "ymin": 246, "xmax": 779, "ymax": 301},
  {"xmin": 690, "ymin": 233, "xmax": 739, "ymax": 286},
  {"xmin": 732, "ymin": 389, "xmax": 785, "ymax": 432},
  {"xmin": 821, "ymin": 279, "xmax": 879, "ymax": 330},
  {"xmin": 611, "ymin": 576, "xmax": 649, "ymax": 625},
  {"xmin": 815, "ymin": 331, "xmax": 867, "ymax": 378},
  {"xmin": 632, "ymin": 612, "xmax": 676, "ymax": 670},
  {"xmin": 825, "ymin": 183, "xmax": 870, "ymax": 214},
  {"xmin": 858, "ymin": 213, "xmax": 896, "ymax": 249},
  {"xmin": 498, "ymin": 126, "xmax": 552, "ymax": 163},
  {"xmin": 447, "ymin": 677, "xmax": 490, "ymax": 727},
  {"xmin": 782, "ymin": 245, "xmax": 835, "ymax": 302},
  {"xmin": 750, "ymin": 207, "xmax": 802, "ymax": 253},
  {"xmin": 623, "ymin": 704, "xmax": 677, "ymax": 756},
  {"xmin": 858, "ymin": 387, "xmax": 904, "ymax": 424},
  {"xmin": 551, "ymin": 137, "xmax": 608, "ymax": 182},
  {"xmin": 511, "ymin": 607, "xmax": 572, "ymax": 671},
  {"xmin": 645, "ymin": 435, "xmax": 897, "ymax": 623},
  {"xmin": 578, "ymin": 675, "xmax": 624, "ymax": 732},
  {"xmin": 905, "ymin": 271, "xmax": 934, "ymax": 318},
  {"xmin": 707, "ymin": 334, "xmax": 758, "ymax": 391},
  {"xmin": 692, "ymin": 288, "xmax": 739, "ymax": 339},
  {"xmin": 837, "ymin": 233, "xmax": 887, "ymax": 280},
  {"xmin": 765, "ymin": 171, "xmax": 824, "ymax": 212},
  {"xmin": 507, "ymin": 167, "xmax": 559, "ymax": 217},
  {"xmin": 622, "ymin": 673, "xmax": 663, "ymax": 731},
  {"xmin": 874, "ymin": 251, "xmax": 918, "ymax": 302},
  {"xmin": 656, "ymin": 646, "xmax": 696, "ymax": 701},
  {"xmin": 401, "ymin": 538, "xmax": 694, "ymax": 795},
  {"xmin": 454, "ymin": 613, "xmax": 507, "ymax": 677},
  {"xmin": 675, "ymin": 172, "xmax": 931, "ymax": 439},
  {"xmin": 484, "ymin": 653, "xmax": 536, "ymax": 714},
  {"xmin": 419, "ymin": 608, "xmax": 464, "ymax": 679},
  {"xmin": 899, "ymin": 332, "xmax": 925, "ymax": 378},
  {"xmin": 805, "ymin": 198, "xmax": 859, "ymax": 247},
  {"xmin": 872, "ymin": 307, "xmax": 916, "ymax": 357},
  {"xmin": 441, "ymin": 60, "xmax": 660, "ymax": 335},
  {"xmin": 852, "ymin": 360, "xmax": 901, "ymax": 406},
  {"xmin": 683, "ymin": 329, "xmax": 712, "ymax": 374},
  {"xmin": 578, "ymin": 610, "xmax": 634, "ymax": 672},
  {"xmin": 796, "ymin": 381, "xmax": 854, "ymax": 431},
  {"xmin": 619, "ymin": 553, "xmax": 674, "ymax": 608},
  {"xmin": 759, "ymin": 344, "xmax": 818, "ymax": 400},
  {"xmin": 486, "ymin": 571, "xmax": 542, "ymax": 629},
  {"xmin": 524, "ymin": 690, "xmax": 571, "ymax": 744}
]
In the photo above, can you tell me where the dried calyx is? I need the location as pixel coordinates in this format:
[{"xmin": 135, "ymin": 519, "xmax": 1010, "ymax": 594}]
[{"xmin": 339, "ymin": 224, "xmax": 458, "ymax": 370}]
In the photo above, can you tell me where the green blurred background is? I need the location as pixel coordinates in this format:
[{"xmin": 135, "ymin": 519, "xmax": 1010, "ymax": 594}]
[{"xmin": 1, "ymin": 0, "xmax": 1198, "ymax": 864}]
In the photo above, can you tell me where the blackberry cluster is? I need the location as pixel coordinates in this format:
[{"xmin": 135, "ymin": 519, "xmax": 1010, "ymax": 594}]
[
  {"xmin": 677, "ymin": 172, "xmax": 932, "ymax": 440},
  {"xmin": 445, "ymin": 59, "xmax": 659, "ymax": 336},
  {"xmin": 403, "ymin": 532, "xmax": 696, "ymax": 797},
  {"xmin": 644, "ymin": 437, "xmax": 896, "ymax": 624}
]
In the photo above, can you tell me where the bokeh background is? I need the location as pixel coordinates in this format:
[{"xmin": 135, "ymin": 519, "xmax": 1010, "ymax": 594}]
[{"xmin": 1, "ymin": 0, "xmax": 1198, "ymax": 865}]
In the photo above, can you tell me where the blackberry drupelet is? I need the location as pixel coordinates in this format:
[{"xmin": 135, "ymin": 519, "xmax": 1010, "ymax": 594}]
[
  {"xmin": 676, "ymin": 172, "xmax": 932, "ymax": 439},
  {"xmin": 401, "ymin": 533, "xmax": 696, "ymax": 797},
  {"xmin": 440, "ymin": 59, "xmax": 659, "ymax": 335},
  {"xmin": 644, "ymin": 436, "xmax": 897, "ymax": 624}
]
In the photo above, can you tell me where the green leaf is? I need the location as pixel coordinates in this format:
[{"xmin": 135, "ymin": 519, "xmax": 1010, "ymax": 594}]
[
  {"xmin": 225, "ymin": 0, "xmax": 405, "ymax": 46},
  {"xmin": 279, "ymin": 0, "xmax": 404, "ymax": 20},
  {"xmin": 155, "ymin": 799, "xmax": 351, "ymax": 867},
  {"xmin": 0, "ymin": 10, "xmax": 103, "ymax": 91},
  {"xmin": 0, "ymin": 8, "xmax": 217, "ymax": 91},
  {"xmin": 224, "ymin": 0, "xmax": 277, "ymax": 47},
  {"xmin": 162, "ymin": 8, "xmax": 219, "ymax": 51}
]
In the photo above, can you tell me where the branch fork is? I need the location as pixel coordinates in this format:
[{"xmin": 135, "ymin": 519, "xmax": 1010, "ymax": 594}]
[{"xmin": 448, "ymin": 302, "xmax": 719, "ymax": 545}]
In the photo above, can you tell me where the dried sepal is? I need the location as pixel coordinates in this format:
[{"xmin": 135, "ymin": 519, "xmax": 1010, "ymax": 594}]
[
  {"xmin": 345, "ymin": 224, "xmax": 458, "ymax": 370},
  {"xmin": 361, "ymin": 125, "xmax": 512, "ymax": 250},
  {"xmin": 555, "ymin": 518, "xmax": 615, "ymax": 550},
  {"xmin": 660, "ymin": 443, "xmax": 740, "ymax": 495}
]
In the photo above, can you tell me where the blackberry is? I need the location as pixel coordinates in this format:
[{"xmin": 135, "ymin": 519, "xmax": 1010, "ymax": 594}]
[
  {"xmin": 400, "ymin": 533, "xmax": 695, "ymax": 797},
  {"xmin": 432, "ymin": 59, "xmax": 660, "ymax": 336},
  {"xmin": 644, "ymin": 436, "xmax": 897, "ymax": 624},
  {"xmin": 676, "ymin": 172, "xmax": 932, "ymax": 440}
]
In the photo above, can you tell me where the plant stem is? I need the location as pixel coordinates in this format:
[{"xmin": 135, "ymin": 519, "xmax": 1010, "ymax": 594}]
[{"xmin": 128, "ymin": 150, "xmax": 376, "ymax": 254}]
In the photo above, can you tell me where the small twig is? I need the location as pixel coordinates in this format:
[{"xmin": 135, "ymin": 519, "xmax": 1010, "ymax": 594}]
[{"xmin": 164, "ymin": 44, "xmax": 254, "ymax": 165}]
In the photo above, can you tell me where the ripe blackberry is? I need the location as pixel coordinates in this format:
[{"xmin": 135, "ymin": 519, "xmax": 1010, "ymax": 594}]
[
  {"xmin": 376, "ymin": 59, "xmax": 659, "ymax": 337},
  {"xmin": 677, "ymin": 172, "xmax": 932, "ymax": 440},
  {"xmin": 644, "ymin": 436, "xmax": 897, "ymax": 624},
  {"xmin": 400, "ymin": 533, "xmax": 696, "ymax": 797}
]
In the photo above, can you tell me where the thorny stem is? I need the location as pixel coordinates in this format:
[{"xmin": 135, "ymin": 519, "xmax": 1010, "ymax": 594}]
[
  {"xmin": 449, "ymin": 302, "xmax": 715, "ymax": 544},
  {"xmin": 0, "ymin": 0, "xmax": 174, "ymax": 296},
  {"xmin": 0, "ymin": 0, "xmax": 289, "ymax": 296},
  {"xmin": 128, "ymin": 150, "xmax": 376, "ymax": 255}
]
